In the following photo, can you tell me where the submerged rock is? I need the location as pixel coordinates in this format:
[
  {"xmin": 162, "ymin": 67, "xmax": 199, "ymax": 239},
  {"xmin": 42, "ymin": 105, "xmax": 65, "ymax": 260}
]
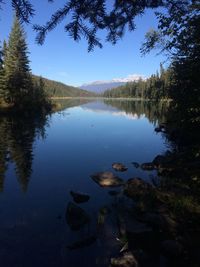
[
  {"xmin": 141, "ymin": 162, "xmax": 156, "ymax": 171},
  {"xmin": 117, "ymin": 210, "xmax": 157, "ymax": 251},
  {"xmin": 66, "ymin": 202, "xmax": 90, "ymax": 231},
  {"xmin": 70, "ymin": 191, "xmax": 90, "ymax": 203},
  {"xmin": 124, "ymin": 178, "xmax": 153, "ymax": 200},
  {"xmin": 109, "ymin": 190, "xmax": 121, "ymax": 196},
  {"xmin": 91, "ymin": 172, "xmax": 124, "ymax": 187},
  {"xmin": 132, "ymin": 162, "xmax": 140, "ymax": 168},
  {"xmin": 98, "ymin": 206, "xmax": 111, "ymax": 225},
  {"xmin": 112, "ymin": 163, "xmax": 128, "ymax": 172},
  {"xmin": 99, "ymin": 206, "xmax": 111, "ymax": 215},
  {"xmin": 110, "ymin": 252, "xmax": 138, "ymax": 267},
  {"xmin": 66, "ymin": 235, "xmax": 96, "ymax": 250}
]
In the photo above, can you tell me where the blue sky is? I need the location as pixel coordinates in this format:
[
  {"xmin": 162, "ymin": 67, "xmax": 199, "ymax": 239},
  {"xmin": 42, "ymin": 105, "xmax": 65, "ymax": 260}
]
[{"xmin": 0, "ymin": 1, "xmax": 166, "ymax": 87}]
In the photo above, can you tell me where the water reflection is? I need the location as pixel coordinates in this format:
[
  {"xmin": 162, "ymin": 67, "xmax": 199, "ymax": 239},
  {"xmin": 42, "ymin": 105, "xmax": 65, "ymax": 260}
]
[
  {"xmin": 0, "ymin": 114, "xmax": 48, "ymax": 192},
  {"xmin": 0, "ymin": 98, "xmax": 95, "ymax": 192},
  {"xmin": 52, "ymin": 97, "xmax": 95, "ymax": 112},
  {"xmin": 80, "ymin": 99, "xmax": 168, "ymax": 125},
  {"xmin": 0, "ymin": 99, "xmax": 170, "ymax": 267},
  {"xmin": 0, "ymin": 99, "xmax": 168, "ymax": 192},
  {"xmin": 103, "ymin": 99, "xmax": 168, "ymax": 125}
]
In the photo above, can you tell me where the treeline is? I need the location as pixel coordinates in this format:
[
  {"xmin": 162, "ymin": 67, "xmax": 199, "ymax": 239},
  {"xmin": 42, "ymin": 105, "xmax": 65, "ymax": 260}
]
[
  {"xmin": 0, "ymin": 16, "xmax": 51, "ymax": 113},
  {"xmin": 32, "ymin": 75, "xmax": 94, "ymax": 98},
  {"xmin": 103, "ymin": 65, "xmax": 172, "ymax": 100},
  {"xmin": 0, "ymin": 16, "xmax": 93, "ymax": 114},
  {"xmin": 104, "ymin": 0, "xmax": 200, "ymax": 127}
]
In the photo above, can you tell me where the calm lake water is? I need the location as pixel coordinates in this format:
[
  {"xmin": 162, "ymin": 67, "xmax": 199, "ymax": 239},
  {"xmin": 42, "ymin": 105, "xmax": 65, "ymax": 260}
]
[{"xmin": 0, "ymin": 99, "xmax": 168, "ymax": 267}]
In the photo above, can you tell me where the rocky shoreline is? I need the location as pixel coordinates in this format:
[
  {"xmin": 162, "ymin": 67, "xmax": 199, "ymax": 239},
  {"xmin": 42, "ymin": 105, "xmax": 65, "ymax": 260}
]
[{"xmin": 65, "ymin": 123, "xmax": 200, "ymax": 266}]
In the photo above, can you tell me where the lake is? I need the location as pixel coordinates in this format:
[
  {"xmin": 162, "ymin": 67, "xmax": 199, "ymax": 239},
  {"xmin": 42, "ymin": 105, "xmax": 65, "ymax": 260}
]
[{"xmin": 0, "ymin": 99, "xmax": 168, "ymax": 267}]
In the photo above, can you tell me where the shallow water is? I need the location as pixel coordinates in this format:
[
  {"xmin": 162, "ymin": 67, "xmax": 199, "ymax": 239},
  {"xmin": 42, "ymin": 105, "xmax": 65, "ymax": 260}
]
[{"xmin": 0, "ymin": 99, "xmax": 168, "ymax": 267}]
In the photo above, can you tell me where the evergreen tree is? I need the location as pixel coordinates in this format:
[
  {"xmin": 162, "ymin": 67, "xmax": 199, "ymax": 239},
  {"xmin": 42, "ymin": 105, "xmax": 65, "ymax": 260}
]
[
  {"xmin": 0, "ymin": 43, "xmax": 3, "ymax": 99},
  {"xmin": 0, "ymin": 41, "xmax": 7, "ymax": 100},
  {"xmin": 0, "ymin": 42, "xmax": 4, "ymax": 99},
  {"xmin": 4, "ymin": 16, "xmax": 33, "ymax": 107},
  {"xmin": 32, "ymin": 75, "xmax": 48, "ymax": 107},
  {"xmin": 0, "ymin": 43, "xmax": 3, "ymax": 68}
]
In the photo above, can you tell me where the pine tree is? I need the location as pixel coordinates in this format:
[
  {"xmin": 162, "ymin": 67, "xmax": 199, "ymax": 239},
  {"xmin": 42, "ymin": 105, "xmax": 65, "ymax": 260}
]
[
  {"xmin": 0, "ymin": 41, "xmax": 7, "ymax": 100},
  {"xmin": 0, "ymin": 43, "xmax": 3, "ymax": 68},
  {"xmin": 0, "ymin": 42, "xmax": 4, "ymax": 99},
  {"xmin": 4, "ymin": 16, "xmax": 33, "ymax": 107}
]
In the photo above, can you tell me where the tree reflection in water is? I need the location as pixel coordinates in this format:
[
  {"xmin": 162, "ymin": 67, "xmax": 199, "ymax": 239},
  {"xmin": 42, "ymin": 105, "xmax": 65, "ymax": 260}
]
[
  {"xmin": 0, "ymin": 98, "xmax": 95, "ymax": 192},
  {"xmin": 103, "ymin": 99, "xmax": 169, "ymax": 126},
  {"xmin": 0, "ymin": 113, "xmax": 48, "ymax": 192}
]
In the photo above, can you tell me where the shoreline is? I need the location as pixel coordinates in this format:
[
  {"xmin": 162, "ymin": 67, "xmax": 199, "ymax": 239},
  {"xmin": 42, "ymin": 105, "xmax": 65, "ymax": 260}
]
[{"xmin": 51, "ymin": 96, "xmax": 172, "ymax": 101}]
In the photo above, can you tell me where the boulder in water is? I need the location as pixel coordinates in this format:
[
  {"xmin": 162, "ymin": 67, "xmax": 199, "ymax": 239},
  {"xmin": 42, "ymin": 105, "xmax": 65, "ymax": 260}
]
[
  {"xmin": 70, "ymin": 191, "xmax": 90, "ymax": 203},
  {"xmin": 110, "ymin": 252, "xmax": 138, "ymax": 267},
  {"xmin": 91, "ymin": 172, "xmax": 124, "ymax": 187},
  {"xmin": 141, "ymin": 162, "xmax": 155, "ymax": 171},
  {"xmin": 112, "ymin": 163, "xmax": 128, "ymax": 172}
]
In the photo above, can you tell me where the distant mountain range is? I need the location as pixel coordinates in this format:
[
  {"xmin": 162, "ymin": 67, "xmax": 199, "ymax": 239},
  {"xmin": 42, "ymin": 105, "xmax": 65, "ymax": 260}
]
[
  {"xmin": 80, "ymin": 74, "xmax": 145, "ymax": 93},
  {"xmin": 32, "ymin": 74, "xmax": 145, "ymax": 97}
]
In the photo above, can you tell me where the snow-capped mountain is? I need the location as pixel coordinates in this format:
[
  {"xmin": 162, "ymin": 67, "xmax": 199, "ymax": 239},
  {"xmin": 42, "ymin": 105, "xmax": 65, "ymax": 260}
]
[{"xmin": 80, "ymin": 74, "xmax": 145, "ymax": 93}]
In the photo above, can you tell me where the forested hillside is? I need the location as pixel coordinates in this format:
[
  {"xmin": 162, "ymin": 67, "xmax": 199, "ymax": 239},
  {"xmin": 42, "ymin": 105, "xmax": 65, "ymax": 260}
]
[
  {"xmin": 103, "ymin": 65, "xmax": 172, "ymax": 100},
  {"xmin": 32, "ymin": 75, "xmax": 94, "ymax": 98}
]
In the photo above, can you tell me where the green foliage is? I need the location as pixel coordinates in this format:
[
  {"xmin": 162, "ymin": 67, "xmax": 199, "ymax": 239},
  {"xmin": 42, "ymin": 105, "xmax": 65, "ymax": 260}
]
[
  {"xmin": 168, "ymin": 196, "xmax": 200, "ymax": 218},
  {"xmin": 0, "ymin": 1, "xmax": 179, "ymax": 51},
  {"xmin": 1, "ymin": 2, "xmax": 199, "ymax": 58},
  {"xmin": 3, "ymin": 16, "xmax": 33, "ymax": 106},
  {"xmin": 0, "ymin": 17, "xmax": 88, "ymax": 112},
  {"xmin": 0, "ymin": 41, "xmax": 7, "ymax": 100},
  {"xmin": 0, "ymin": 42, "xmax": 3, "ymax": 68},
  {"xmin": 142, "ymin": 1, "xmax": 199, "ymax": 58},
  {"xmin": 142, "ymin": 1, "xmax": 200, "ymax": 125}
]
